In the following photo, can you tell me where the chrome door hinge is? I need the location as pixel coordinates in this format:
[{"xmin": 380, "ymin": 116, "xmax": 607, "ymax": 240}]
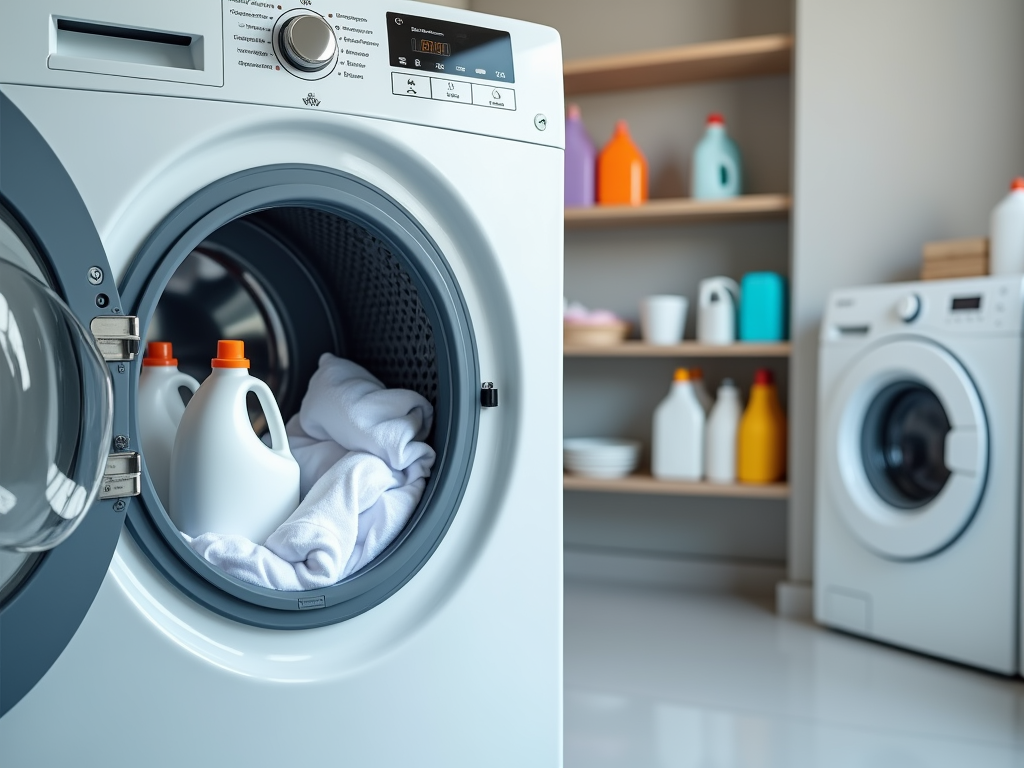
[
  {"xmin": 99, "ymin": 452, "xmax": 141, "ymax": 500},
  {"xmin": 90, "ymin": 316, "xmax": 141, "ymax": 362}
]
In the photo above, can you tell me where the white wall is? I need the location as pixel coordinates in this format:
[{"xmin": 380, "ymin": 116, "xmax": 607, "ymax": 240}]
[
  {"xmin": 473, "ymin": 0, "xmax": 794, "ymax": 576},
  {"xmin": 789, "ymin": 0, "xmax": 1024, "ymax": 582}
]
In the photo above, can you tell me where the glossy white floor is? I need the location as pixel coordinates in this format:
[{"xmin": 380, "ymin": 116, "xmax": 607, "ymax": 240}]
[{"xmin": 564, "ymin": 581, "xmax": 1024, "ymax": 767}]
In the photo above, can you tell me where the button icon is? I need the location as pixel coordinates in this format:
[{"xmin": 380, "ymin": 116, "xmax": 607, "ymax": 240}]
[
  {"xmin": 395, "ymin": 17, "xmax": 403, "ymax": 25},
  {"xmin": 475, "ymin": 68, "xmax": 486, "ymax": 75},
  {"xmin": 471, "ymin": 84, "xmax": 516, "ymax": 111},
  {"xmin": 414, "ymin": 59, "xmax": 421, "ymax": 67},
  {"xmin": 399, "ymin": 56, "xmax": 407, "ymax": 65},
  {"xmin": 492, "ymin": 88, "xmax": 501, "ymax": 99},
  {"xmin": 392, "ymin": 72, "xmax": 430, "ymax": 99}
]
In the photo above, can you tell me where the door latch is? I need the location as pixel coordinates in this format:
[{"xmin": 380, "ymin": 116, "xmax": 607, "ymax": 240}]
[
  {"xmin": 90, "ymin": 316, "xmax": 141, "ymax": 362},
  {"xmin": 99, "ymin": 452, "xmax": 141, "ymax": 500}
]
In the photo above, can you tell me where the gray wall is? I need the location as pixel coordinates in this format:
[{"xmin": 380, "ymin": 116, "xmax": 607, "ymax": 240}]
[
  {"xmin": 789, "ymin": 0, "xmax": 1024, "ymax": 582},
  {"xmin": 473, "ymin": 0, "xmax": 794, "ymax": 571}
]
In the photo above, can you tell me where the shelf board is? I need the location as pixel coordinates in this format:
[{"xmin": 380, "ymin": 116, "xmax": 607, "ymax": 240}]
[
  {"xmin": 563, "ymin": 34, "xmax": 793, "ymax": 96},
  {"xmin": 564, "ymin": 472, "xmax": 789, "ymax": 499},
  {"xmin": 564, "ymin": 341, "xmax": 791, "ymax": 358},
  {"xmin": 564, "ymin": 194, "xmax": 791, "ymax": 229}
]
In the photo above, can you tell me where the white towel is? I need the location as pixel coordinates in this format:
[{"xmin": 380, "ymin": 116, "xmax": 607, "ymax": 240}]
[{"xmin": 184, "ymin": 354, "xmax": 436, "ymax": 591}]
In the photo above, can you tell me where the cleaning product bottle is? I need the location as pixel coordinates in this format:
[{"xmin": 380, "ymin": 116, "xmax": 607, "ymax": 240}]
[
  {"xmin": 597, "ymin": 120, "xmax": 648, "ymax": 206},
  {"xmin": 690, "ymin": 367, "xmax": 714, "ymax": 415},
  {"xmin": 737, "ymin": 369, "xmax": 786, "ymax": 484},
  {"xmin": 990, "ymin": 177, "xmax": 1024, "ymax": 274},
  {"xmin": 564, "ymin": 104, "xmax": 596, "ymax": 207},
  {"xmin": 170, "ymin": 340, "xmax": 300, "ymax": 544},
  {"xmin": 705, "ymin": 378, "xmax": 741, "ymax": 484},
  {"xmin": 138, "ymin": 341, "xmax": 201, "ymax": 509},
  {"xmin": 652, "ymin": 368, "xmax": 705, "ymax": 481},
  {"xmin": 691, "ymin": 113, "xmax": 743, "ymax": 200}
]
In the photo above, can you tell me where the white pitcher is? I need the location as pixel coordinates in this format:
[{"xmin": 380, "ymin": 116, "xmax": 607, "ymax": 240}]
[
  {"xmin": 170, "ymin": 340, "xmax": 299, "ymax": 544},
  {"xmin": 697, "ymin": 277, "xmax": 739, "ymax": 345}
]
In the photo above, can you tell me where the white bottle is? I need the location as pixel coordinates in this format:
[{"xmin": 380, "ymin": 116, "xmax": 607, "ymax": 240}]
[
  {"xmin": 705, "ymin": 378, "xmax": 742, "ymax": 484},
  {"xmin": 690, "ymin": 368, "xmax": 714, "ymax": 415},
  {"xmin": 697, "ymin": 276, "xmax": 739, "ymax": 345},
  {"xmin": 170, "ymin": 340, "xmax": 300, "ymax": 544},
  {"xmin": 990, "ymin": 177, "xmax": 1024, "ymax": 274},
  {"xmin": 652, "ymin": 368, "xmax": 705, "ymax": 481},
  {"xmin": 138, "ymin": 341, "xmax": 200, "ymax": 509}
]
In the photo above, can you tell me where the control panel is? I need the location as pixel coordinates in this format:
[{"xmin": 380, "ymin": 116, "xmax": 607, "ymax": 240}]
[{"xmin": 822, "ymin": 276, "xmax": 1024, "ymax": 342}]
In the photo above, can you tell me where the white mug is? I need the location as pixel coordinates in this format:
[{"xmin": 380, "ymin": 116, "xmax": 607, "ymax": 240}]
[{"xmin": 641, "ymin": 295, "xmax": 688, "ymax": 345}]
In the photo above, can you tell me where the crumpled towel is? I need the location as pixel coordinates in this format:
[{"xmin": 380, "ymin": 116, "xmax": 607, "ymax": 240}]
[{"xmin": 184, "ymin": 354, "xmax": 436, "ymax": 591}]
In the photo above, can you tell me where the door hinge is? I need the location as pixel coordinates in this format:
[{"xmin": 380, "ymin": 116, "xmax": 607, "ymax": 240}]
[
  {"xmin": 99, "ymin": 452, "xmax": 141, "ymax": 500},
  {"xmin": 90, "ymin": 316, "xmax": 141, "ymax": 362}
]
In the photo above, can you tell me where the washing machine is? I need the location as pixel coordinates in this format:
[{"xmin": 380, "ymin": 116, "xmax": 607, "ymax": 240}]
[
  {"xmin": 814, "ymin": 276, "xmax": 1022, "ymax": 674},
  {"xmin": 0, "ymin": 1, "xmax": 563, "ymax": 763}
]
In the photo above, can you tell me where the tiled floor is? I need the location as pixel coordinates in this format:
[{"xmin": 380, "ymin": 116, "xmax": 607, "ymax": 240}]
[{"xmin": 564, "ymin": 581, "xmax": 1024, "ymax": 767}]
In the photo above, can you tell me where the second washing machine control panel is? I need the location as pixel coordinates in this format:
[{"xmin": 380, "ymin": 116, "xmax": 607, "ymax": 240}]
[{"xmin": 823, "ymin": 275, "xmax": 1024, "ymax": 341}]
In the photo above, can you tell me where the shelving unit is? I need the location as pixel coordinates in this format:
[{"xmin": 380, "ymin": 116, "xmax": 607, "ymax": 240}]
[
  {"xmin": 562, "ymin": 32, "xmax": 793, "ymax": 506},
  {"xmin": 563, "ymin": 34, "xmax": 793, "ymax": 96},
  {"xmin": 563, "ymin": 472, "xmax": 789, "ymax": 500},
  {"xmin": 564, "ymin": 341, "xmax": 791, "ymax": 358},
  {"xmin": 564, "ymin": 194, "xmax": 791, "ymax": 229}
]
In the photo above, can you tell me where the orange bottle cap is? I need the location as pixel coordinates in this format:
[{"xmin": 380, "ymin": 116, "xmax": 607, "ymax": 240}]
[
  {"xmin": 143, "ymin": 341, "xmax": 177, "ymax": 367},
  {"xmin": 673, "ymin": 367, "xmax": 691, "ymax": 382},
  {"xmin": 691, "ymin": 367, "xmax": 704, "ymax": 380},
  {"xmin": 1012, "ymin": 177, "xmax": 1024, "ymax": 191},
  {"xmin": 707, "ymin": 113, "xmax": 725, "ymax": 126},
  {"xmin": 211, "ymin": 339, "xmax": 250, "ymax": 369},
  {"xmin": 754, "ymin": 368, "xmax": 774, "ymax": 385}
]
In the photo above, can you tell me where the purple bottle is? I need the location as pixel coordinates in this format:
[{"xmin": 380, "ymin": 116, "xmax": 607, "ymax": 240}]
[{"xmin": 564, "ymin": 104, "xmax": 596, "ymax": 207}]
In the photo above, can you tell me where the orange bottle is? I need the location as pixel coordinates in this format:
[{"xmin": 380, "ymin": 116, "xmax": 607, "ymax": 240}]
[
  {"xmin": 737, "ymin": 369, "xmax": 787, "ymax": 483},
  {"xmin": 597, "ymin": 120, "xmax": 648, "ymax": 205}
]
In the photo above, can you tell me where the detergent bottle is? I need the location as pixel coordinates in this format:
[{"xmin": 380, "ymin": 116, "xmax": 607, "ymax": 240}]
[
  {"xmin": 697, "ymin": 276, "xmax": 740, "ymax": 345},
  {"xmin": 597, "ymin": 120, "xmax": 648, "ymax": 205},
  {"xmin": 691, "ymin": 113, "xmax": 743, "ymax": 200},
  {"xmin": 705, "ymin": 378, "xmax": 741, "ymax": 484},
  {"xmin": 170, "ymin": 340, "xmax": 299, "ymax": 544},
  {"xmin": 990, "ymin": 177, "xmax": 1024, "ymax": 274},
  {"xmin": 564, "ymin": 104, "xmax": 596, "ymax": 207},
  {"xmin": 138, "ymin": 341, "xmax": 200, "ymax": 509},
  {"xmin": 652, "ymin": 368, "xmax": 705, "ymax": 481},
  {"xmin": 737, "ymin": 369, "xmax": 786, "ymax": 483}
]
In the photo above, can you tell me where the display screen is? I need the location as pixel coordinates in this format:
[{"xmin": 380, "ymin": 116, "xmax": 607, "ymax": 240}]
[
  {"xmin": 387, "ymin": 12, "xmax": 514, "ymax": 83},
  {"xmin": 951, "ymin": 296, "xmax": 982, "ymax": 311}
]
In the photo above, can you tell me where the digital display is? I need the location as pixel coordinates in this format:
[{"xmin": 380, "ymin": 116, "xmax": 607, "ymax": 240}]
[
  {"xmin": 951, "ymin": 296, "xmax": 982, "ymax": 311},
  {"xmin": 387, "ymin": 11, "xmax": 515, "ymax": 83},
  {"xmin": 414, "ymin": 39, "xmax": 451, "ymax": 57}
]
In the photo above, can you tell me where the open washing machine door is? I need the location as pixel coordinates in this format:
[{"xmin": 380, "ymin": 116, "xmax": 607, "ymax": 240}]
[
  {"xmin": 822, "ymin": 338, "xmax": 988, "ymax": 560},
  {"xmin": 0, "ymin": 95, "xmax": 132, "ymax": 717}
]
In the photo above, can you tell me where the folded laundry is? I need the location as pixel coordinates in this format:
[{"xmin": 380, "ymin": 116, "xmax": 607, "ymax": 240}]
[{"xmin": 184, "ymin": 354, "xmax": 436, "ymax": 591}]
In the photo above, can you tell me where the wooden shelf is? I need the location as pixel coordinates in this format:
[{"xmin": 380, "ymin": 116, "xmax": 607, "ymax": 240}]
[
  {"xmin": 564, "ymin": 194, "xmax": 790, "ymax": 229},
  {"xmin": 563, "ymin": 34, "xmax": 793, "ymax": 96},
  {"xmin": 565, "ymin": 341, "xmax": 791, "ymax": 358},
  {"xmin": 564, "ymin": 471, "xmax": 789, "ymax": 499}
]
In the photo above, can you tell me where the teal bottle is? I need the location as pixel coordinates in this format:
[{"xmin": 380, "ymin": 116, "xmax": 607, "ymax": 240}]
[{"xmin": 691, "ymin": 113, "xmax": 743, "ymax": 200}]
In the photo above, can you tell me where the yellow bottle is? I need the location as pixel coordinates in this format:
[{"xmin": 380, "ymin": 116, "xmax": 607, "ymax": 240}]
[{"xmin": 737, "ymin": 368, "xmax": 786, "ymax": 483}]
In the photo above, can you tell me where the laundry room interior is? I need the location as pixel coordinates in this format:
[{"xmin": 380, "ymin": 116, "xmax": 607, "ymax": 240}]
[{"xmin": 2, "ymin": 0, "xmax": 1024, "ymax": 765}]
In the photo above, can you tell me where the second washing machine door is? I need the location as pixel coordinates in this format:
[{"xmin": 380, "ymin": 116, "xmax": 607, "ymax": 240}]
[{"xmin": 823, "ymin": 339, "xmax": 988, "ymax": 560}]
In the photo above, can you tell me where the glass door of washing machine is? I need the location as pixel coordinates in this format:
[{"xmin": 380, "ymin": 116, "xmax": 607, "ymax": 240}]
[{"xmin": 0, "ymin": 96, "xmax": 128, "ymax": 716}]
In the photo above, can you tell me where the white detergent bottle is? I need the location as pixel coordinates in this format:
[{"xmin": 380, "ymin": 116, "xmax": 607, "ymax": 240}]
[
  {"xmin": 138, "ymin": 341, "xmax": 201, "ymax": 510},
  {"xmin": 990, "ymin": 177, "xmax": 1024, "ymax": 274},
  {"xmin": 652, "ymin": 368, "xmax": 705, "ymax": 481},
  {"xmin": 706, "ymin": 378, "xmax": 741, "ymax": 484},
  {"xmin": 690, "ymin": 367, "xmax": 714, "ymax": 415},
  {"xmin": 170, "ymin": 340, "xmax": 299, "ymax": 544}
]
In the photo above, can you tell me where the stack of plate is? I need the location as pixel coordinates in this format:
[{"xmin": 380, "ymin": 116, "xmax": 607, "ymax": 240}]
[{"xmin": 563, "ymin": 438, "xmax": 641, "ymax": 479}]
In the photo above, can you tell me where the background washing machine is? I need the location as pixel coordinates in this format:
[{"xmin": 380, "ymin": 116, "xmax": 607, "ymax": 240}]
[
  {"xmin": 0, "ymin": 1, "xmax": 564, "ymax": 764},
  {"xmin": 814, "ymin": 276, "xmax": 1023, "ymax": 674}
]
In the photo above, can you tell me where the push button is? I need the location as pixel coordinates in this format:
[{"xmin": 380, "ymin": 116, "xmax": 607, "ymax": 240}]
[
  {"xmin": 430, "ymin": 77, "xmax": 471, "ymax": 104},
  {"xmin": 471, "ymin": 84, "xmax": 516, "ymax": 111},
  {"xmin": 392, "ymin": 72, "xmax": 430, "ymax": 99}
]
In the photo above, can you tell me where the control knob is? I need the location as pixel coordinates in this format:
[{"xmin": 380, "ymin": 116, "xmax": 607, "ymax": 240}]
[
  {"xmin": 896, "ymin": 293, "xmax": 921, "ymax": 323},
  {"xmin": 280, "ymin": 14, "xmax": 337, "ymax": 72}
]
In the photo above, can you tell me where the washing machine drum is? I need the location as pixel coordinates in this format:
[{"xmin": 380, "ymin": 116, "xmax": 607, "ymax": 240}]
[{"xmin": 823, "ymin": 339, "xmax": 988, "ymax": 560}]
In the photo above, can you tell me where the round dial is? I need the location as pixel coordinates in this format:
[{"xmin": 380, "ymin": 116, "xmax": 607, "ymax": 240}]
[
  {"xmin": 280, "ymin": 14, "xmax": 337, "ymax": 72},
  {"xmin": 896, "ymin": 293, "xmax": 921, "ymax": 322}
]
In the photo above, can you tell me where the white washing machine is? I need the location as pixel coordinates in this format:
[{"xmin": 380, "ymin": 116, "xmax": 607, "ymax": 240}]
[
  {"xmin": 0, "ymin": 1, "xmax": 563, "ymax": 764},
  {"xmin": 815, "ymin": 276, "xmax": 1022, "ymax": 674}
]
